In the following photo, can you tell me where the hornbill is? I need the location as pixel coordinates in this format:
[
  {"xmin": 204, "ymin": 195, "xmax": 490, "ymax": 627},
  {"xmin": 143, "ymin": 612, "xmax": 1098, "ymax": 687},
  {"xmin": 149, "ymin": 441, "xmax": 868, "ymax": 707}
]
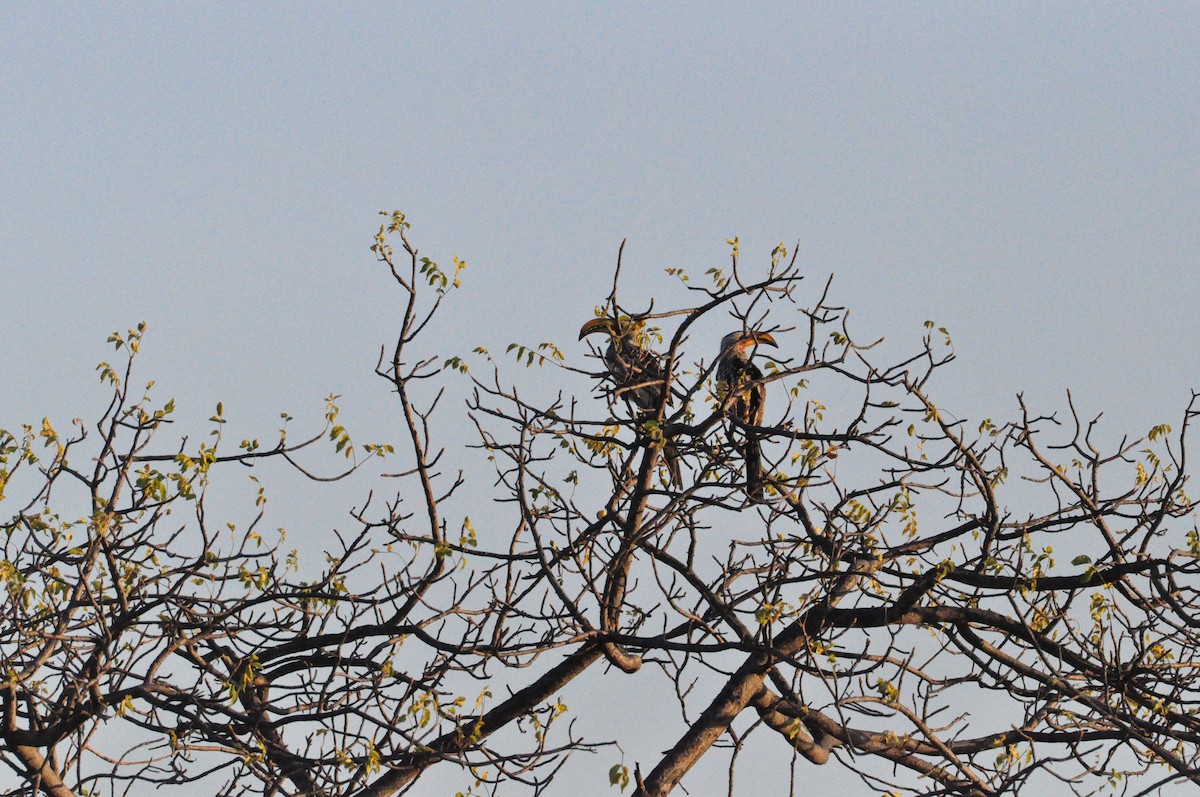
[
  {"xmin": 579, "ymin": 316, "xmax": 681, "ymax": 484},
  {"xmin": 716, "ymin": 330, "xmax": 778, "ymax": 501}
]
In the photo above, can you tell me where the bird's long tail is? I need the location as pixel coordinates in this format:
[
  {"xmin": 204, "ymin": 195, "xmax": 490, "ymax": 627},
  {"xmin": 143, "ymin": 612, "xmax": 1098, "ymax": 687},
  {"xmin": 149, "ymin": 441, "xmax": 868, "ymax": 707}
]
[{"xmin": 742, "ymin": 437, "xmax": 764, "ymax": 501}]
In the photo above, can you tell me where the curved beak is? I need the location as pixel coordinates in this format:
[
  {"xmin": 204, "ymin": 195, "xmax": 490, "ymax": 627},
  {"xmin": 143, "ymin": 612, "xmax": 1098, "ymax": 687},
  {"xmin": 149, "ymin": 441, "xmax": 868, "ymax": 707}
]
[
  {"xmin": 579, "ymin": 317, "xmax": 615, "ymax": 340},
  {"xmin": 749, "ymin": 331, "xmax": 778, "ymax": 348}
]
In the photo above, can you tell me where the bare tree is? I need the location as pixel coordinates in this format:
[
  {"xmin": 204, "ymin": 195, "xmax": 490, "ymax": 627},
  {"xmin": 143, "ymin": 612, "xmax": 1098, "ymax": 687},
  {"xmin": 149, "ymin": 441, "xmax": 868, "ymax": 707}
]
[{"xmin": 3, "ymin": 214, "xmax": 1199, "ymax": 797}]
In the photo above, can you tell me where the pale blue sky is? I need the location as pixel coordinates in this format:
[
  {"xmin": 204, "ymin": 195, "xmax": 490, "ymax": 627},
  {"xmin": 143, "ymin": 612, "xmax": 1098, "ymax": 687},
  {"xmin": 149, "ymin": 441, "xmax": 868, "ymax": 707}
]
[{"xmin": 3, "ymin": 5, "xmax": 1199, "ymax": 795}]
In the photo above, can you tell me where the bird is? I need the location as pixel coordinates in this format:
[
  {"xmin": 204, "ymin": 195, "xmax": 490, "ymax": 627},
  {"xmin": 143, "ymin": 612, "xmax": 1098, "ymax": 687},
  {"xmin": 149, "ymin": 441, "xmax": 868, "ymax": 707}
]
[
  {"xmin": 579, "ymin": 316, "xmax": 681, "ymax": 484},
  {"xmin": 578, "ymin": 317, "xmax": 666, "ymax": 413},
  {"xmin": 716, "ymin": 330, "xmax": 778, "ymax": 501}
]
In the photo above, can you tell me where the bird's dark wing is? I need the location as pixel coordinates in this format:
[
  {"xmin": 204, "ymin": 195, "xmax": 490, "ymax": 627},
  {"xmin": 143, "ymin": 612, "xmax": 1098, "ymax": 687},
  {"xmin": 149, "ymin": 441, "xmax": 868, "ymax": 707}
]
[
  {"xmin": 718, "ymin": 357, "xmax": 767, "ymax": 501},
  {"xmin": 742, "ymin": 361, "xmax": 766, "ymax": 499},
  {"xmin": 721, "ymin": 359, "xmax": 764, "ymax": 427},
  {"xmin": 744, "ymin": 360, "xmax": 766, "ymax": 427},
  {"xmin": 607, "ymin": 339, "xmax": 665, "ymax": 413}
]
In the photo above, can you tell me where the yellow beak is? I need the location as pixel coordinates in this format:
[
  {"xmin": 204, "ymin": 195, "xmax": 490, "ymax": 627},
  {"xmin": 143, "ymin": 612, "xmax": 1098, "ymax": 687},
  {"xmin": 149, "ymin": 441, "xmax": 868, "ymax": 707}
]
[
  {"xmin": 579, "ymin": 318, "xmax": 615, "ymax": 340},
  {"xmin": 748, "ymin": 332, "xmax": 778, "ymax": 348}
]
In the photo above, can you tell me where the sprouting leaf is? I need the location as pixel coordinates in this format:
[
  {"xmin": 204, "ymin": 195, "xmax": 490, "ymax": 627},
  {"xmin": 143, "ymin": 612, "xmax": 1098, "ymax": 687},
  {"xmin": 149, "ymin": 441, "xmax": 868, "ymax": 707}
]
[
  {"xmin": 771, "ymin": 242, "xmax": 787, "ymax": 266},
  {"xmin": 608, "ymin": 764, "xmax": 630, "ymax": 792}
]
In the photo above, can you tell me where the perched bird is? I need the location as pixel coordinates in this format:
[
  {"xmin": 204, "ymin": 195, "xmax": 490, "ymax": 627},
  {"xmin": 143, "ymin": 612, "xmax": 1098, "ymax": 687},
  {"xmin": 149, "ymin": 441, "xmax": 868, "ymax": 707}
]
[
  {"xmin": 579, "ymin": 316, "xmax": 680, "ymax": 484},
  {"xmin": 578, "ymin": 317, "xmax": 666, "ymax": 413},
  {"xmin": 716, "ymin": 330, "xmax": 778, "ymax": 500}
]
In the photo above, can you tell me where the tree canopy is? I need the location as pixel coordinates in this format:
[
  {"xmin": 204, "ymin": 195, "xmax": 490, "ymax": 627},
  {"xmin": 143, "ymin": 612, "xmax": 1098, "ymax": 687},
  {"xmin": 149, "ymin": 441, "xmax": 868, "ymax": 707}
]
[{"xmin": 3, "ymin": 214, "xmax": 1199, "ymax": 797}]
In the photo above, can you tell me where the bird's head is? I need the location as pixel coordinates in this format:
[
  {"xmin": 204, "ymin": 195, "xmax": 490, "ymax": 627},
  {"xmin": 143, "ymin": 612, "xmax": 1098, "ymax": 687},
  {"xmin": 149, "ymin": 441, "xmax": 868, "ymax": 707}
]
[
  {"xmin": 578, "ymin": 317, "xmax": 619, "ymax": 341},
  {"xmin": 720, "ymin": 330, "xmax": 778, "ymax": 359},
  {"xmin": 579, "ymin": 316, "xmax": 647, "ymax": 342}
]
